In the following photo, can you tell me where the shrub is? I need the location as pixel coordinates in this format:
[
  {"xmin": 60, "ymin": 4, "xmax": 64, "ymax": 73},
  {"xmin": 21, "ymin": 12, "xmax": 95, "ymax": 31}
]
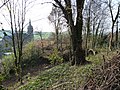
[
  {"xmin": 48, "ymin": 49, "xmax": 63, "ymax": 65},
  {"xmin": 22, "ymin": 41, "xmax": 42, "ymax": 68},
  {"xmin": 2, "ymin": 54, "xmax": 15, "ymax": 77}
]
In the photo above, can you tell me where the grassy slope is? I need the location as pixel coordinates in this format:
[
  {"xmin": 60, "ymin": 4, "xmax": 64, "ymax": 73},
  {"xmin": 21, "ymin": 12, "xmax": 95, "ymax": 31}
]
[
  {"xmin": 17, "ymin": 53, "xmax": 105, "ymax": 90},
  {"xmin": 8, "ymin": 50, "xmax": 117, "ymax": 90}
]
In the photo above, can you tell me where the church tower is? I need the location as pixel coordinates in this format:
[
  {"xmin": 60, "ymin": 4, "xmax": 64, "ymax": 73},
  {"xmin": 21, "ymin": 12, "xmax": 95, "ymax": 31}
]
[
  {"xmin": 27, "ymin": 19, "xmax": 34, "ymax": 41},
  {"xmin": 27, "ymin": 19, "xmax": 33, "ymax": 34}
]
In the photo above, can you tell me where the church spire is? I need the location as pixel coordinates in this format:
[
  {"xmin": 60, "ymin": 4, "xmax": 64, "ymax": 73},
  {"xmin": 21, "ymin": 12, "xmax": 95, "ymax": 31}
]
[
  {"xmin": 29, "ymin": 19, "xmax": 31, "ymax": 26},
  {"xmin": 27, "ymin": 19, "xmax": 34, "ymax": 41},
  {"xmin": 27, "ymin": 19, "xmax": 33, "ymax": 35}
]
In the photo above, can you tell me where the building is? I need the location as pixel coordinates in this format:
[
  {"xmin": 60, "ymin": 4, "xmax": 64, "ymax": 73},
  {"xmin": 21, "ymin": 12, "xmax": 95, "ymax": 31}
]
[
  {"xmin": 0, "ymin": 20, "xmax": 34, "ymax": 57},
  {"xmin": 27, "ymin": 20, "xmax": 34, "ymax": 42}
]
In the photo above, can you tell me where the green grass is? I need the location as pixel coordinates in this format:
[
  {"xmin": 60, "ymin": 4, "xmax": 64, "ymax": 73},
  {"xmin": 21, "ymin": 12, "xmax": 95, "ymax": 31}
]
[
  {"xmin": 7, "ymin": 49, "xmax": 117, "ymax": 90},
  {"xmin": 18, "ymin": 64, "xmax": 91, "ymax": 90},
  {"xmin": 17, "ymin": 52, "xmax": 105, "ymax": 90}
]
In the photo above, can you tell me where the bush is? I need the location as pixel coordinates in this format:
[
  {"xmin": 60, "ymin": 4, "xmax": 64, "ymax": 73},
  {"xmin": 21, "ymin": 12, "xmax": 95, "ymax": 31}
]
[
  {"xmin": 22, "ymin": 41, "xmax": 42, "ymax": 68},
  {"xmin": 48, "ymin": 49, "xmax": 63, "ymax": 65},
  {"xmin": 2, "ymin": 54, "xmax": 15, "ymax": 77}
]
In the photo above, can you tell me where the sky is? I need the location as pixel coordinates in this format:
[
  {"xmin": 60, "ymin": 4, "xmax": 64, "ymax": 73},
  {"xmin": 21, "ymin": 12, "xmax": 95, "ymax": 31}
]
[
  {"xmin": 0, "ymin": 0, "xmax": 54, "ymax": 32},
  {"xmin": 0, "ymin": 0, "xmax": 120, "ymax": 33}
]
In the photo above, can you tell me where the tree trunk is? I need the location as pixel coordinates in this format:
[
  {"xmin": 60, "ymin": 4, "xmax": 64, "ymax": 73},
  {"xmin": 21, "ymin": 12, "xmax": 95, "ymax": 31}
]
[
  {"xmin": 86, "ymin": 1, "xmax": 91, "ymax": 50},
  {"xmin": 54, "ymin": 0, "xmax": 90, "ymax": 65},
  {"xmin": 86, "ymin": 16, "xmax": 91, "ymax": 54},
  {"xmin": 109, "ymin": 22, "xmax": 115, "ymax": 51},
  {"xmin": 92, "ymin": 22, "xmax": 95, "ymax": 49},
  {"xmin": 116, "ymin": 19, "xmax": 118, "ymax": 49},
  {"xmin": 56, "ymin": 28, "xmax": 59, "ymax": 50},
  {"xmin": 108, "ymin": 2, "xmax": 120, "ymax": 51},
  {"xmin": 71, "ymin": 0, "xmax": 88, "ymax": 65},
  {"xmin": 93, "ymin": 19, "xmax": 102, "ymax": 48}
]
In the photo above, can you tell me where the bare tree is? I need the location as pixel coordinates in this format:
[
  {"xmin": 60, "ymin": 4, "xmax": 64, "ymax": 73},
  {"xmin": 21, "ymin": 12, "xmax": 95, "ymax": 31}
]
[
  {"xmin": 83, "ymin": 0, "xmax": 110, "ymax": 50},
  {"xmin": 3, "ymin": 0, "xmax": 34, "ymax": 84},
  {"xmin": 53, "ymin": 0, "xmax": 90, "ymax": 65},
  {"xmin": 108, "ymin": 0, "xmax": 120, "ymax": 51},
  {"xmin": 48, "ymin": 6, "xmax": 64, "ymax": 50},
  {"xmin": 84, "ymin": 0, "xmax": 92, "ymax": 51}
]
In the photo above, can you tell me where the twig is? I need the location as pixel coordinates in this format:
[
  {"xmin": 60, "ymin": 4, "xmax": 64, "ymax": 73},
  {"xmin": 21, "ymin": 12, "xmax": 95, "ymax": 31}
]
[
  {"xmin": 0, "ymin": 0, "xmax": 9, "ymax": 9},
  {"xmin": 52, "ymin": 82, "xmax": 72, "ymax": 89}
]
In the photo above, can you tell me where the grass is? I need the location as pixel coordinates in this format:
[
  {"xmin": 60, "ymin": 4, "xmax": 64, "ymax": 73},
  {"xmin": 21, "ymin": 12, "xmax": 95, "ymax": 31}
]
[
  {"xmin": 9, "ymin": 50, "xmax": 117, "ymax": 90},
  {"xmin": 17, "ymin": 53, "xmax": 104, "ymax": 90},
  {"xmin": 18, "ymin": 64, "xmax": 91, "ymax": 90}
]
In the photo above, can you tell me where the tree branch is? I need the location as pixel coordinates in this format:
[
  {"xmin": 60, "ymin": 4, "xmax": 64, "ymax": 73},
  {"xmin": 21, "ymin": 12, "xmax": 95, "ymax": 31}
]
[
  {"xmin": 114, "ymin": 4, "xmax": 120, "ymax": 22},
  {"xmin": 0, "ymin": 0, "xmax": 9, "ymax": 9},
  {"xmin": 108, "ymin": 0, "xmax": 114, "ymax": 22},
  {"xmin": 54, "ymin": 0, "xmax": 68, "ymax": 20}
]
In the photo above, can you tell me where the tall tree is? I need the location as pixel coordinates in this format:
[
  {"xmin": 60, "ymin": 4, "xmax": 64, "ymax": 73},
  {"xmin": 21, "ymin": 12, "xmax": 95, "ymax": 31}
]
[
  {"xmin": 84, "ymin": 0, "xmax": 92, "ymax": 51},
  {"xmin": 3, "ymin": 0, "xmax": 34, "ymax": 84},
  {"xmin": 84, "ymin": 0, "xmax": 108, "ymax": 49},
  {"xmin": 108, "ymin": 0, "xmax": 120, "ymax": 51},
  {"xmin": 53, "ymin": 0, "xmax": 89, "ymax": 65},
  {"xmin": 48, "ymin": 6, "xmax": 62, "ymax": 50}
]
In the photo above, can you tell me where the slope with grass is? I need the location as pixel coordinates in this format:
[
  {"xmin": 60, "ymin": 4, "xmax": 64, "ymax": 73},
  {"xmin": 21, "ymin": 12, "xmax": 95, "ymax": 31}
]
[{"xmin": 16, "ymin": 53, "xmax": 104, "ymax": 90}]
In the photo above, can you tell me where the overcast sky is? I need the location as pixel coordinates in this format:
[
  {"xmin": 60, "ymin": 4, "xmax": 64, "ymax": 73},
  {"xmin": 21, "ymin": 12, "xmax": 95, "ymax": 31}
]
[
  {"xmin": 0, "ymin": 0, "xmax": 120, "ymax": 32},
  {"xmin": 0, "ymin": 0, "xmax": 53, "ymax": 32}
]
